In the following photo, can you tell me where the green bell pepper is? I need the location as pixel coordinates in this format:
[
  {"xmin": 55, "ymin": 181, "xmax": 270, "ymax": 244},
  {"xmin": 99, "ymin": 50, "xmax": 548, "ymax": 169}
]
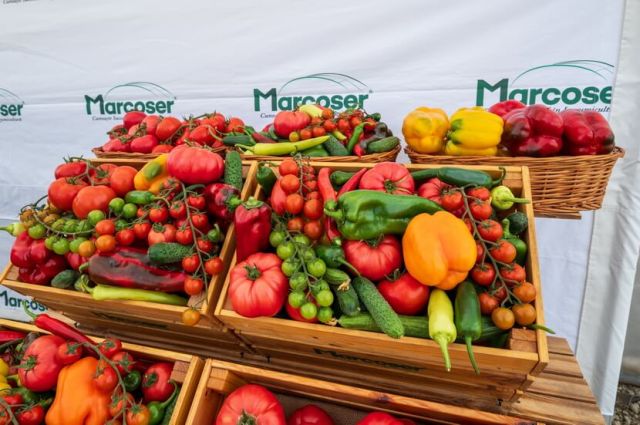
[{"xmin": 502, "ymin": 218, "xmax": 527, "ymax": 266}]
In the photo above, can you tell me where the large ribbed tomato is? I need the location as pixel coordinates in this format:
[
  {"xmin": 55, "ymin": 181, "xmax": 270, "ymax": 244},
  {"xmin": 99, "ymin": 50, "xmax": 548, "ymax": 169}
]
[
  {"xmin": 71, "ymin": 185, "xmax": 116, "ymax": 219},
  {"xmin": 359, "ymin": 163, "xmax": 415, "ymax": 195},
  {"xmin": 344, "ymin": 235, "xmax": 402, "ymax": 281},
  {"xmin": 287, "ymin": 404, "xmax": 334, "ymax": 425},
  {"xmin": 216, "ymin": 384, "xmax": 285, "ymax": 425},
  {"xmin": 167, "ymin": 145, "xmax": 224, "ymax": 185},
  {"xmin": 357, "ymin": 412, "xmax": 406, "ymax": 425},
  {"xmin": 273, "ymin": 111, "xmax": 311, "ymax": 138}
]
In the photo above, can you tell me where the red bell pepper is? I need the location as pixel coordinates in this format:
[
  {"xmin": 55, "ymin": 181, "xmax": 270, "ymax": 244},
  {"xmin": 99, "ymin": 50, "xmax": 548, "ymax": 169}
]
[
  {"xmin": 204, "ymin": 183, "xmax": 241, "ymax": 222},
  {"xmin": 10, "ymin": 233, "xmax": 67, "ymax": 285},
  {"xmin": 18, "ymin": 334, "xmax": 65, "ymax": 392},
  {"xmin": 269, "ymin": 179, "xmax": 287, "ymax": 216},
  {"xmin": 488, "ymin": 100, "xmax": 525, "ymax": 118},
  {"xmin": 501, "ymin": 105, "xmax": 564, "ymax": 157},
  {"xmin": 234, "ymin": 198, "xmax": 271, "ymax": 262},
  {"xmin": 560, "ymin": 109, "xmax": 615, "ymax": 155}
]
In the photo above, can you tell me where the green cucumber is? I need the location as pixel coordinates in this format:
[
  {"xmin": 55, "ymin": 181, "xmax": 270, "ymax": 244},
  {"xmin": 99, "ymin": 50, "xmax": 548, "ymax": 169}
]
[
  {"xmin": 302, "ymin": 145, "xmax": 329, "ymax": 157},
  {"xmin": 366, "ymin": 136, "xmax": 399, "ymax": 154},
  {"xmin": 323, "ymin": 135, "xmax": 350, "ymax": 156},
  {"xmin": 330, "ymin": 171, "xmax": 356, "ymax": 187},
  {"xmin": 161, "ymin": 388, "xmax": 180, "ymax": 425},
  {"xmin": 224, "ymin": 151, "xmax": 243, "ymax": 190},
  {"xmin": 51, "ymin": 269, "xmax": 79, "ymax": 289},
  {"xmin": 148, "ymin": 243, "xmax": 193, "ymax": 264},
  {"xmin": 332, "ymin": 285, "xmax": 360, "ymax": 317},
  {"xmin": 223, "ymin": 134, "xmax": 255, "ymax": 147},
  {"xmin": 352, "ymin": 277, "xmax": 404, "ymax": 339},
  {"xmin": 410, "ymin": 169, "xmax": 439, "ymax": 184},
  {"xmin": 324, "ymin": 268, "xmax": 351, "ymax": 287}
]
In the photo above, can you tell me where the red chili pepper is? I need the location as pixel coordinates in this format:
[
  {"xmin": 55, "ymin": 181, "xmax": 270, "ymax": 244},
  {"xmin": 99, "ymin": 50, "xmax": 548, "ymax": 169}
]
[
  {"xmin": 65, "ymin": 252, "xmax": 87, "ymax": 271},
  {"xmin": 23, "ymin": 304, "xmax": 94, "ymax": 346},
  {"xmin": 234, "ymin": 198, "xmax": 271, "ymax": 262},
  {"xmin": 269, "ymin": 179, "xmax": 287, "ymax": 216},
  {"xmin": 353, "ymin": 144, "xmax": 365, "ymax": 157},
  {"xmin": 338, "ymin": 168, "xmax": 367, "ymax": 197},
  {"xmin": 0, "ymin": 330, "xmax": 26, "ymax": 343},
  {"xmin": 317, "ymin": 168, "xmax": 341, "ymax": 243}
]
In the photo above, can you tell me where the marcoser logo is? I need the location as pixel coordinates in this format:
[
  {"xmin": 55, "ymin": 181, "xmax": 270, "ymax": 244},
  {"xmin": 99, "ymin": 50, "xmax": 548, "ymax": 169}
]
[
  {"xmin": 85, "ymin": 82, "xmax": 176, "ymax": 120},
  {"xmin": 476, "ymin": 60, "xmax": 614, "ymax": 112},
  {"xmin": 253, "ymin": 73, "xmax": 372, "ymax": 118},
  {"xmin": 0, "ymin": 88, "xmax": 24, "ymax": 122}
]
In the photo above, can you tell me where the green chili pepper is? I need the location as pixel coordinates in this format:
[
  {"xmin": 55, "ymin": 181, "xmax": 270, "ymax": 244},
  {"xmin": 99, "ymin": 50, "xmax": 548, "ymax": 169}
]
[
  {"xmin": 454, "ymin": 281, "xmax": 482, "ymax": 374},
  {"xmin": 428, "ymin": 289, "xmax": 456, "ymax": 372},
  {"xmin": 246, "ymin": 136, "xmax": 329, "ymax": 156},
  {"xmin": 490, "ymin": 185, "xmax": 529, "ymax": 210},
  {"xmin": 346, "ymin": 122, "xmax": 369, "ymax": 153},
  {"xmin": 411, "ymin": 167, "xmax": 505, "ymax": 188},
  {"xmin": 123, "ymin": 370, "xmax": 142, "ymax": 392},
  {"xmin": 160, "ymin": 391, "xmax": 179, "ymax": 425},
  {"xmin": 125, "ymin": 190, "xmax": 158, "ymax": 205},
  {"xmin": 324, "ymin": 190, "xmax": 442, "ymax": 240},
  {"xmin": 149, "ymin": 383, "xmax": 179, "ymax": 425},
  {"xmin": 502, "ymin": 219, "xmax": 527, "ymax": 266},
  {"xmin": 12, "ymin": 387, "xmax": 40, "ymax": 404},
  {"xmin": 315, "ymin": 245, "xmax": 359, "ymax": 275},
  {"xmin": 81, "ymin": 281, "xmax": 187, "ymax": 306},
  {"xmin": 0, "ymin": 222, "xmax": 25, "ymax": 237},
  {"xmin": 256, "ymin": 163, "xmax": 277, "ymax": 195}
]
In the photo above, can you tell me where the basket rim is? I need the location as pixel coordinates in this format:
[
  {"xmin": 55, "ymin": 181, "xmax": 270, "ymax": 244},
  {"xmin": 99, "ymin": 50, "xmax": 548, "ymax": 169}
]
[{"xmin": 404, "ymin": 145, "xmax": 625, "ymax": 161}]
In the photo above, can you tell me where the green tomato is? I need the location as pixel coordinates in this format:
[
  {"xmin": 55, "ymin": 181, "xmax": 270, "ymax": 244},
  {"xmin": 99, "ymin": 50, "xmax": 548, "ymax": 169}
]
[
  {"xmin": 281, "ymin": 258, "xmax": 300, "ymax": 277},
  {"xmin": 317, "ymin": 307, "xmax": 334, "ymax": 324},
  {"xmin": 315, "ymin": 290, "xmax": 334, "ymax": 307},
  {"xmin": 87, "ymin": 210, "xmax": 106, "ymax": 226},
  {"xmin": 269, "ymin": 230, "xmax": 286, "ymax": 247},
  {"xmin": 114, "ymin": 219, "xmax": 129, "ymax": 232},
  {"xmin": 311, "ymin": 280, "xmax": 330, "ymax": 296},
  {"xmin": 289, "ymin": 272, "xmax": 308, "ymax": 291},
  {"xmin": 52, "ymin": 238, "xmax": 70, "ymax": 255},
  {"xmin": 121, "ymin": 203, "xmax": 138, "ymax": 220},
  {"xmin": 300, "ymin": 246, "xmax": 315, "ymax": 262},
  {"xmin": 109, "ymin": 197, "xmax": 125, "ymax": 214},
  {"xmin": 69, "ymin": 237, "xmax": 87, "ymax": 254},
  {"xmin": 307, "ymin": 258, "xmax": 327, "ymax": 278},
  {"xmin": 293, "ymin": 234, "xmax": 311, "ymax": 247},
  {"xmin": 27, "ymin": 224, "xmax": 46, "ymax": 240},
  {"xmin": 51, "ymin": 218, "xmax": 66, "ymax": 231},
  {"xmin": 75, "ymin": 220, "xmax": 91, "ymax": 235},
  {"xmin": 63, "ymin": 219, "xmax": 78, "ymax": 234},
  {"xmin": 276, "ymin": 241, "xmax": 295, "ymax": 260},
  {"xmin": 300, "ymin": 302, "xmax": 318, "ymax": 320},
  {"xmin": 44, "ymin": 236, "xmax": 58, "ymax": 251},
  {"xmin": 288, "ymin": 291, "xmax": 306, "ymax": 309}
]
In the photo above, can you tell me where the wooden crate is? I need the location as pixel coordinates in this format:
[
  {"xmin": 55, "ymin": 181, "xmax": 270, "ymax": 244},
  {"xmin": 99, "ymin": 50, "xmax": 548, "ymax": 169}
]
[
  {"xmin": 186, "ymin": 359, "xmax": 534, "ymax": 425},
  {"xmin": 215, "ymin": 162, "xmax": 548, "ymax": 409},
  {"xmin": 0, "ymin": 159, "xmax": 259, "ymax": 356},
  {"xmin": 0, "ymin": 318, "xmax": 204, "ymax": 425}
]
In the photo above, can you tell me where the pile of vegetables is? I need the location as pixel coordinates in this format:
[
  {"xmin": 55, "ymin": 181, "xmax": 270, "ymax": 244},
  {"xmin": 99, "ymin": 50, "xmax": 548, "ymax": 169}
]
[
  {"xmin": 227, "ymin": 157, "xmax": 552, "ymax": 372},
  {"xmin": 3, "ymin": 145, "xmax": 249, "ymax": 326},
  {"xmin": 99, "ymin": 110, "xmax": 246, "ymax": 154},
  {"xmin": 214, "ymin": 383, "xmax": 415, "ymax": 425},
  {"xmin": 403, "ymin": 101, "xmax": 615, "ymax": 157},
  {"xmin": 0, "ymin": 313, "xmax": 179, "ymax": 425},
  {"xmin": 223, "ymin": 104, "xmax": 399, "ymax": 157}
]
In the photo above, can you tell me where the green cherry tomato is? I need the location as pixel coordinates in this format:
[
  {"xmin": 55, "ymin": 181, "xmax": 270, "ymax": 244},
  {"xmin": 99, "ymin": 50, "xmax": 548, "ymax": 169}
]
[
  {"xmin": 52, "ymin": 238, "xmax": 70, "ymax": 255},
  {"xmin": 69, "ymin": 237, "xmax": 87, "ymax": 253},
  {"xmin": 293, "ymin": 234, "xmax": 311, "ymax": 247},
  {"xmin": 87, "ymin": 210, "xmax": 106, "ymax": 226},
  {"xmin": 300, "ymin": 246, "xmax": 315, "ymax": 262},
  {"xmin": 318, "ymin": 307, "xmax": 334, "ymax": 324},
  {"xmin": 307, "ymin": 258, "xmax": 327, "ymax": 278},
  {"xmin": 311, "ymin": 280, "xmax": 330, "ymax": 296},
  {"xmin": 44, "ymin": 236, "xmax": 58, "ymax": 251},
  {"xmin": 315, "ymin": 290, "xmax": 334, "ymax": 307},
  {"xmin": 109, "ymin": 197, "xmax": 125, "ymax": 214},
  {"xmin": 114, "ymin": 219, "xmax": 129, "ymax": 232},
  {"xmin": 269, "ymin": 230, "xmax": 286, "ymax": 247},
  {"xmin": 289, "ymin": 272, "xmax": 308, "ymax": 291},
  {"xmin": 300, "ymin": 302, "xmax": 318, "ymax": 320},
  {"xmin": 51, "ymin": 218, "xmax": 66, "ymax": 231},
  {"xmin": 281, "ymin": 258, "xmax": 300, "ymax": 277},
  {"xmin": 63, "ymin": 219, "xmax": 78, "ymax": 234},
  {"xmin": 27, "ymin": 223, "xmax": 46, "ymax": 239},
  {"xmin": 276, "ymin": 241, "xmax": 295, "ymax": 260},
  {"xmin": 288, "ymin": 291, "xmax": 306, "ymax": 308},
  {"xmin": 75, "ymin": 219, "xmax": 91, "ymax": 235},
  {"xmin": 121, "ymin": 203, "xmax": 138, "ymax": 219}
]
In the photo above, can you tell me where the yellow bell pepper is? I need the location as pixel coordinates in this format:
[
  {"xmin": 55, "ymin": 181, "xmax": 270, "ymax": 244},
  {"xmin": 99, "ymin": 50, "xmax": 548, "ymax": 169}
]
[
  {"xmin": 444, "ymin": 142, "xmax": 498, "ymax": 156},
  {"xmin": 447, "ymin": 107, "xmax": 503, "ymax": 153},
  {"xmin": 134, "ymin": 154, "xmax": 170, "ymax": 194},
  {"xmin": 402, "ymin": 211, "xmax": 477, "ymax": 290},
  {"xmin": 402, "ymin": 107, "xmax": 450, "ymax": 154},
  {"xmin": 0, "ymin": 358, "xmax": 8, "ymax": 376}
]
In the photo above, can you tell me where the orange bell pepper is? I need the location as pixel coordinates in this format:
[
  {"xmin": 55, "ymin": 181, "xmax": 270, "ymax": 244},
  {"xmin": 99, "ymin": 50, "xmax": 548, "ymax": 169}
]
[
  {"xmin": 45, "ymin": 357, "xmax": 112, "ymax": 425},
  {"xmin": 402, "ymin": 211, "xmax": 477, "ymax": 290}
]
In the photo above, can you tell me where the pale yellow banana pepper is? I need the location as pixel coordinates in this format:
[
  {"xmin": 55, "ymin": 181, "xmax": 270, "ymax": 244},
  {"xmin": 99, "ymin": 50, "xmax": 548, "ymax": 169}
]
[
  {"xmin": 446, "ymin": 107, "xmax": 503, "ymax": 155},
  {"xmin": 402, "ymin": 107, "xmax": 450, "ymax": 154},
  {"xmin": 134, "ymin": 154, "xmax": 170, "ymax": 194}
]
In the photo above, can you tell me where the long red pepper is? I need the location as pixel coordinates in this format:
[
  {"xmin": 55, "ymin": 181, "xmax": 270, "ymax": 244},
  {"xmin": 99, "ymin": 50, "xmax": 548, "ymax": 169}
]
[
  {"xmin": 0, "ymin": 330, "xmax": 26, "ymax": 343},
  {"xmin": 234, "ymin": 198, "xmax": 271, "ymax": 261},
  {"xmin": 318, "ymin": 168, "xmax": 341, "ymax": 243},
  {"xmin": 338, "ymin": 168, "xmax": 367, "ymax": 197},
  {"xmin": 23, "ymin": 304, "xmax": 95, "ymax": 346}
]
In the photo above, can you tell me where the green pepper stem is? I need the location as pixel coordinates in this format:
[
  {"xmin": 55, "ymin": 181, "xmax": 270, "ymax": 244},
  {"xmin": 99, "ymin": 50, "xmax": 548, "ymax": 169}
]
[
  {"xmin": 465, "ymin": 336, "xmax": 480, "ymax": 375},
  {"xmin": 434, "ymin": 335, "xmax": 451, "ymax": 372},
  {"xmin": 323, "ymin": 208, "xmax": 343, "ymax": 221},
  {"xmin": 528, "ymin": 323, "xmax": 556, "ymax": 334},
  {"xmin": 492, "ymin": 167, "xmax": 506, "ymax": 187},
  {"xmin": 22, "ymin": 303, "xmax": 38, "ymax": 320},
  {"xmin": 339, "ymin": 259, "xmax": 360, "ymax": 276}
]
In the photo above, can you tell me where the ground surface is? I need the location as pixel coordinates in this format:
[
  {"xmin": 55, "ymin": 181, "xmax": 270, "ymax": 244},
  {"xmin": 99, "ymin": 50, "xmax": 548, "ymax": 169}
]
[{"xmin": 614, "ymin": 384, "xmax": 640, "ymax": 425}]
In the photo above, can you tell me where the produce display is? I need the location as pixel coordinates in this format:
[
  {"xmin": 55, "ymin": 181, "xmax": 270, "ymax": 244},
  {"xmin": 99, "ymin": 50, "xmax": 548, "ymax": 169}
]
[
  {"xmin": 223, "ymin": 104, "xmax": 399, "ymax": 157},
  {"xmin": 403, "ymin": 101, "xmax": 615, "ymax": 157},
  {"xmin": 0, "ymin": 315, "xmax": 180, "ymax": 424},
  {"xmin": 226, "ymin": 157, "xmax": 550, "ymax": 372},
  {"xmin": 97, "ymin": 110, "xmax": 246, "ymax": 154},
  {"xmin": 3, "ymin": 145, "xmax": 249, "ymax": 326}
]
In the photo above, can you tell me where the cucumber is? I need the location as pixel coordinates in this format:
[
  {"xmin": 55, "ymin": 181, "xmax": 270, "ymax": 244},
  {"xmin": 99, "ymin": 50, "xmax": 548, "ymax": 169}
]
[
  {"xmin": 224, "ymin": 151, "xmax": 243, "ymax": 190},
  {"xmin": 51, "ymin": 269, "xmax": 79, "ymax": 289},
  {"xmin": 366, "ymin": 136, "xmax": 400, "ymax": 154},
  {"xmin": 323, "ymin": 135, "xmax": 350, "ymax": 156},
  {"xmin": 352, "ymin": 277, "xmax": 404, "ymax": 339},
  {"xmin": 410, "ymin": 169, "xmax": 439, "ymax": 184},
  {"xmin": 332, "ymin": 285, "xmax": 360, "ymax": 317},
  {"xmin": 161, "ymin": 389, "xmax": 180, "ymax": 425},
  {"xmin": 505, "ymin": 211, "xmax": 528, "ymax": 235},
  {"xmin": 324, "ymin": 268, "xmax": 351, "ymax": 287},
  {"xmin": 148, "ymin": 243, "xmax": 193, "ymax": 264},
  {"xmin": 330, "ymin": 171, "xmax": 356, "ymax": 187},
  {"xmin": 223, "ymin": 134, "xmax": 255, "ymax": 147},
  {"xmin": 302, "ymin": 145, "xmax": 329, "ymax": 157}
]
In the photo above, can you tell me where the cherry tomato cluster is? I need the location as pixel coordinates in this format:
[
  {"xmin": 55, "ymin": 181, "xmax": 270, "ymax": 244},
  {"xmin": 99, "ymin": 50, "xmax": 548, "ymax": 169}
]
[{"xmin": 288, "ymin": 108, "xmax": 377, "ymax": 143}]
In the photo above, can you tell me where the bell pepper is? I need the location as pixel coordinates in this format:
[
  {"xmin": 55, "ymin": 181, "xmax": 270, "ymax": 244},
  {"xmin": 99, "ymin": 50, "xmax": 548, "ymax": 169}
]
[
  {"xmin": 445, "ymin": 107, "xmax": 503, "ymax": 156},
  {"xmin": 490, "ymin": 185, "xmax": 529, "ymax": 210},
  {"xmin": 204, "ymin": 183, "xmax": 241, "ymax": 222},
  {"xmin": 87, "ymin": 247, "xmax": 187, "ymax": 293},
  {"xmin": 428, "ymin": 289, "xmax": 456, "ymax": 371},
  {"xmin": 402, "ymin": 107, "xmax": 450, "ymax": 154},
  {"xmin": 502, "ymin": 219, "xmax": 527, "ymax": 266},
  {"xmin": 324, "ymin": 190, "xmax": 442, "ymax": 241},
  {"xmin": 45, "ymin": 357, "xmax": 111, "ymax": 425},
  {"xmin": 502, "ymin": 105, "xmax": 563, "ymax": 157},
  {"xmin": 488, "ymin": 100, "xmax": 525, "ymax": 118},
  {"xmin": 560, "ymin": 109, "xmax": 615, "ymax": 155},
  {"xmin": 234, "ymin": 197, "xmax": 271, "ymax": 262},
  {"xmin": 454, "ymin": 281, "xmax": 482, "ymax": 374},
  {"xmin": 402, "ymin": 211, "xmax": 476, "ymax": 290},
  {"xmin": 10, "ymin": 232, "xmax": 67, "ymax": 285},
  {"xmin": 134, "ymin": 154, "xmax": 170, "ymax": 194}
]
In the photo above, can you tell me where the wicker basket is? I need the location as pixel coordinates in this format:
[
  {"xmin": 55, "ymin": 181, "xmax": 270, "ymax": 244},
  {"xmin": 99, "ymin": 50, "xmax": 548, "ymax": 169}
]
[
  {"xmin": 91, "ymin": 145, "xmax": 227, "ymax": 160},
  {"xmin": 238, "ymin": 144, "xmax": 401, "ymax": 163},
  {"xmin": 405, "ymin": 146, "xmax": 625, "ymax": 219}
]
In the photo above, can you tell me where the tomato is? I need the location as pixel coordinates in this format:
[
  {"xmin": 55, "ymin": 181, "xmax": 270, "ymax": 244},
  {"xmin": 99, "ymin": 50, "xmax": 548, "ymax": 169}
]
[
  {"xmin": 116, "ymin": 229, "xmax": 136, "ymax": 246},
  {"xmin": 287, "ymin": 404, "xmax": 333, "ymax": 425},
  {"xmin": 189, "ymin": 124, "xmax": 217, "ymax": 146},
  {"xmin": 299, "ymin": 128, "xmax": 312, "ymax": 140},
  {"xmin": 311, "ymin": 126, "xmax": 326, "ymax": 137},
  {"xmin": 357, "ymin": 412, "xmax": 404, "ymax": 425},
  {"xmin": 123, "ymin": 111, "xmax": 146, "ymax": 129},
  {"xmin": 109, "ymin": 166, "xmax": 138, "ymax": 196},
  {"xmin": 181, "ymin": 308, "xmax": 201, "ymax": 326},
  {"xmin": 142, "ymin": 362, "xmax": 174, "ymax": 403},
  {"xmin": 337, "ymin": 119, "xmax": 350, "ymax": 133},
  {"xmin": 274, "ymin": 110, "xmax": 311, "ymax": 138},
  {"xmin": 303, "ymin": 220, "xmax": 323, "ymax": 240},
  {"xmin": 152, "ymin": 144, "xmax": 173, "ymax": 153},
  {"xmin": 89, "ymin": 164, "xmax": 117, "ymax": 185},
  {"xmin": 184, "ymin": 276, "xmax": 204, "ymax": 296},
  {"xmin": 133, "ymin": 222, "xmax": 152, "ymax": 240},
  {"xmin": 350, "ymin": 116, "xmax": 363, "ymax": 128},
  {"xmin": 15, "ymin": 405, "xmax": 45, "ymax": 425},
  {"xmin": 281, "ymin": 174, "xmax": 301, "ymax": 194},
  {"xmin": 187, "ymin": 194, "xmax": 206, "ymax": 210},
  {"xmin": 289, "ymin": 132, "xmax": 301, "ymax": 142},
  {"xmin": 306, "ymin": 191, "xmax": 321, "ymax": 200},
  {"xmin": 170, "ymin": 201, "xmax": 187, "ymax": 219},
  {"xmin": 72, "ymin": 185, "xmax": 117, "ymax": 219},
  {"xmin": 475, "ymin": 242, "xmax": 484, "ymax": 263},
  {"xmin": 378, "ymin": 272, "xmax": 429, "ymax": 315},
  {"xmin": 441, "ymin": 190, "xmax": 463, "ymax": 211},
  {"xmin": 500, "ymin": 263, "xmax": 526, "ymax": 285},
  {"xmin": 478, "ymin": 292, "xmax": 499, "ymax": 315},
  {"xmin": 490, "ymin": 240, "xmax": 517, "ymax": 263},
  {"xmin": 470, "ymin": 263, "xmax": 496, "ymax": 286},
  {"xmin": 95, "ymin": 219, "xmax": 115, "ymax": 235},
  {"xmin": 149, "ymin": 205, "xmax": 169, "ymax": 223},
  {"xmin": 197, "ymin": 238, "xmax": 213, "ymax": 253},
  {"xmin": 285, "ymin": 194, "xmax": 304, "ymax": 215},
  {"xmin": 467, "ymin": 187, "xmax": 491, "ymax": 201},
  {"xmin": 95, "ymin": 235, "xmax": 117, "ymax": 253},
  {"xmin": 148, "ymin": 224, "xmax": 176, "ymax": 245},
  {"xmin": 470, "ymin": 199, "xmax": 493, "ymax": 220},
  {"xmin": 344, "ymin": 235, "xmax": 402, "ymax": 281},
  {"xmin": 140, "ymin": 114, "xmax": 160, "ymax": 136},
  {"xmin": 417, "ymin": 178, "xmax": 450, "ymax": 205},
  {"xmin": 78, "ymin": 240, "xmax": 96, "ymax": 258},
  {"xmin": 493, "ymin": 286, "xmax": 507, "ymax": 302},
  {"xmin": 126, "ymin": 404, "xmax": 151, "ymax": 425},
  {"xmin": 175, "ymin": 225, "xmax": 193, "ymax": 245},
  {"xmin": 359, "ymin": 163, "xmax": 415, "ymax": 195},
  {"xmin": 191, "ymin": 212, "xmax": 210, "ymax": 231},
  {"xmin": 109, "ymin": 391, "xmax": 134, "ymax": 417},
  {"xmin": 47, "ymin": 178, "xmax": 87, "ymax": 211},
  {"xmin": 56, "ymin": 341, "xmax": 81, "ymax": 365},
  {"xmin": 287, "ymin": 217, "xmax": 304, "ymax": 232},
  {"xmin": 302, "ymin": 199, "xmax": 323, "ymax": 220},
  {"xmin": 513, "ymin": 303, "xmax": 537, "ymax": 326},
  {"xmin": 513, "ymin": 281, "xmax": 536, "ymax": 303},
  {"xmin": 182, "ymin": 254, "xmax": 200, "ymax": 273},
  {"xmin": 225, "ymin": 117, "xmax": 245, "ymax": 133},
  {"xmin": 54, "ymin": 161, "xmax": 87, "ymax": 179},
  {"xmin": 201, "ymin": 113, "xmax": 226, "ymax": 134},
  {"xmin": 492, "ymin": 307, "xmax": 515, "ymax": 330},
  {"xmin": 216, "ymin": 384, "xmax": 286, "ymax": 425},
  {"xmin": 168, "ymin": 145, "xmax": 224, "ymax": 185},
  {"xmin": 323, "ymin": 120, "xmax": 336, "ymax": 132},
  {"xmin": 98, "ymin": 337, "xmax": 122, "ymax": 359},
  {"xmin": 94, "ymin": 360, "xmax": 118, "ymax": 392},
  {"xmin": 156, "ymin": 116, "xmax": 182, "ymax": 141},
  {"xmin": 112, "ymin": 351, "xmax": 135, "ymax": 375},
  {"xmin": 303, "ymin": 179, "xmax": 318, "ymax": 194},
  {"xmin": 477, "ymin": 219, "xmax": 503, "ymax": 242},
  {"xmin": 279, "ymin": 159, "xmax": 299, "ymax": 176}
]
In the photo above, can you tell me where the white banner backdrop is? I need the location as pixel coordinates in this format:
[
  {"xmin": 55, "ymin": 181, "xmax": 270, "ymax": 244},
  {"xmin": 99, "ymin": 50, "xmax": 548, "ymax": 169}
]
[{"xmin": 0, "ymin": 0, "xmax": 629, "ymax": 416}]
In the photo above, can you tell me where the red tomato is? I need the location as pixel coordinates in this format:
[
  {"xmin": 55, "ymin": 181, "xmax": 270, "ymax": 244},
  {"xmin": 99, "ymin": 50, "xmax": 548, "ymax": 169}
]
[
  {"xmin": 152, "ymin": 144, "xmax": 173, "ymax": 153},
  {"xmin": 287, "ymin": 404, "xmax": 333, "ymax": 425},
  {"xmin": 281, "ymin": 175, "xmax": 301, "ymax": 194},
  {"xmin": 94, "ymin": 360, "xmax": 118, "ymax": 392},
  {"xmin": 15, "ymin": 405, "xmax": 45, "ymax": 425},
  {"xmin": 287, "ymin": 217, "xmax": 304, "ymax": 232},
  {"xmin": 493, "ymin": 285, "xmax": 508, "ymax": 302},
  {"xmin": 109, "ymin": 391, "xmax": 134, "ymax": 418},
  {"xmin": 490, "ymin": 240, "xmax": 517, "ymax": 263},
  {"xmin": 133, "ymin": 222, "xmax": 151, "ymax": 240},
  {"xmin": 378, "ymin": 272, "xmax": 429, "ymax": 315},
  {"xmin": 312, "ymin": 126, "xmax": 326, "ymax": 137},
  {"xmin": 184, "ymin": 276, "xmax": 204, "ymax": 296},
  {"xmin": 215, "ymin": 384, "xmax": 286, "ymax": 425},
  {"xmin": 470, "ymin": 199, "xmax": 492, "ymax": 220},
  {"xmin": 141, "ymin": 114, "xmax": 160, "ymax": 135},
  {"xmin": 95, "ymin": 219, "xmax": 115, "ymax": 236},
  {"xmin": 98, "ymin": 337, "xmax": 122, "ymax": 358},
  {"xmin": 274, "ymin": 111, "xmax": 311, "ymax": 138},
  {"xmin": 285, "ymin": 194, "xmax": 304, "ymax": 215},
  {"xmin": 56, "ymin": 341, "xmax": 81, "ymax": 365},
  {"xmin": 116, "ymin": 229, "xmax": 136, "ymax": 246},
  {"xmin": 168, "ymin": 145, "xmax": 224, "ymax": 185},
  {"xmin": 303, "ymin": 220, "xmax": 323, "ymax": 240},
  {"xmin": 475, "ymin": 242, "xmax": 484, "ymax": 263},
  {"xmin": 109, "ymin": 166, "xmax": 137, "ymax": 196},
  {"xmin": 187, "ymin": 194, "xmax": 206, "ymax": 210},
  {"xmin": 130, "ymin": 134, "xmax": 159, "ymax": 153},
  {"xmin": 197, "ymin": 238, "xmax": 213, "ymax": 253},
  {"xmin": 170, "ymin": 201, "xmax": 187, "ymax": 219},
  {"xmin": 279, "ymin": 159, "xmax": 299, "ymax": 176},
  {"xmin": 205, "ymin": 257, "xmax": 224, "ymax": 275},
  {"xmin": 225, "ymin": 117, "xmax": 245, "ymax": 133},
  {"xmin": 359, "ymin": 162, "xmax": 415, "ymax": 195},
  {"xmin": 306, "ymin": 191, "xmax": 321, "ymax": 200},
  {"xmin": 477, "ymin": 219, "xmax": 503, "ymax": 242},
  {"xmin": 142, "ymin": 362, "xmax": 175, "ymax": 402},
  {"xmin": 303, "ymin": 179, "xmax": 318, "ymax": 194},
  {"xmin": 479, "ymin": 292, "xmax": 499, "ymax": 315},
  {"xmin": 471, "ymin": 263, "xmax": 496, "ymax": 287},
  {"xmin": 123, "ymin": 111, "xmax": 146, "ymax": 129},
  {"xmin": 357, "ymin": 412, "xmax": 404, "ymax": 425},
  {"xmin": 344, "ymin": 235, "xmax": 402, "ymax": 281},
  {"xmin": 54, "ymin": 161, "xmax": 87, "ymax": 179},
  {"xmin": 175, "ymin": 225, "xmax": 194, "ymax": 245},
  {"xmin": 189, "ymin": 124, "xmax": 217, "ymax": 146},
  {"xmin": 323, "ymin": 120, "xmax": 336, "ymax": 132},
  {"xmin": 303, "ymin": 199, "xmax": 323, "ymax": 220},
  {"xmin": 417, "ymin": 178, "xmax": 450, "ymax": 205},
  {"xmin": 182, "ymin": 254, "xmax": 200, "ymax": 273},
  {"xmin": 102, "ymin": 137, "xmax": 131, "ymax": 153},
  {"xmin": 47, "ymin": 178, "xmax": 87, "ymax": 211},
  {"xmin": 111, "ymin": 351, "xmax": 135, "ymax": 375},
  {"xmin": 337, "ymin": 119, "xmax": 350, "ymax": 133},
  {"xmin": 156, "ymin": 116, "xmax": 182, "ymax": 141},
  {"xmin": 95, "ymin": 235, "xmax": 116, "ymax": 253},
  {"xmin": 201, "ymin": 113, "xmax": 226, "ymax": 134},
  {"xmin": 299, "ymin": 128, "xmax": 312, "ymax": 140},
  {"xmin": 149, "ymin": 205, "xmax": 169, "ymax": 223},
  {"xmin": 228, "ymin": 253, "xmax": 288, "ymax": 317},
  {"xmin": 441, "ymin": 190, "xmax": 463, "ymax": 211},
  {"xmin": 148, "ymin": 224, "xmax": 176, "ymax": 245},
  {"xmin": 191, "ymin": 212, "xmax": 210, "ymax": 231},
  {"xmin": 89, "ymin": 164, "xmax": 117, "ymax": 185},
  {"xmin": 500, "ymin": 264, "xmax": 526, "ymax": 286},
  {"xmin": 467, "ymin": 187, "xmax": 491, "ymax": 201},
  {"xmin": 72, "ymin": 185, "xmax": 117, "ymax": 219}
]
